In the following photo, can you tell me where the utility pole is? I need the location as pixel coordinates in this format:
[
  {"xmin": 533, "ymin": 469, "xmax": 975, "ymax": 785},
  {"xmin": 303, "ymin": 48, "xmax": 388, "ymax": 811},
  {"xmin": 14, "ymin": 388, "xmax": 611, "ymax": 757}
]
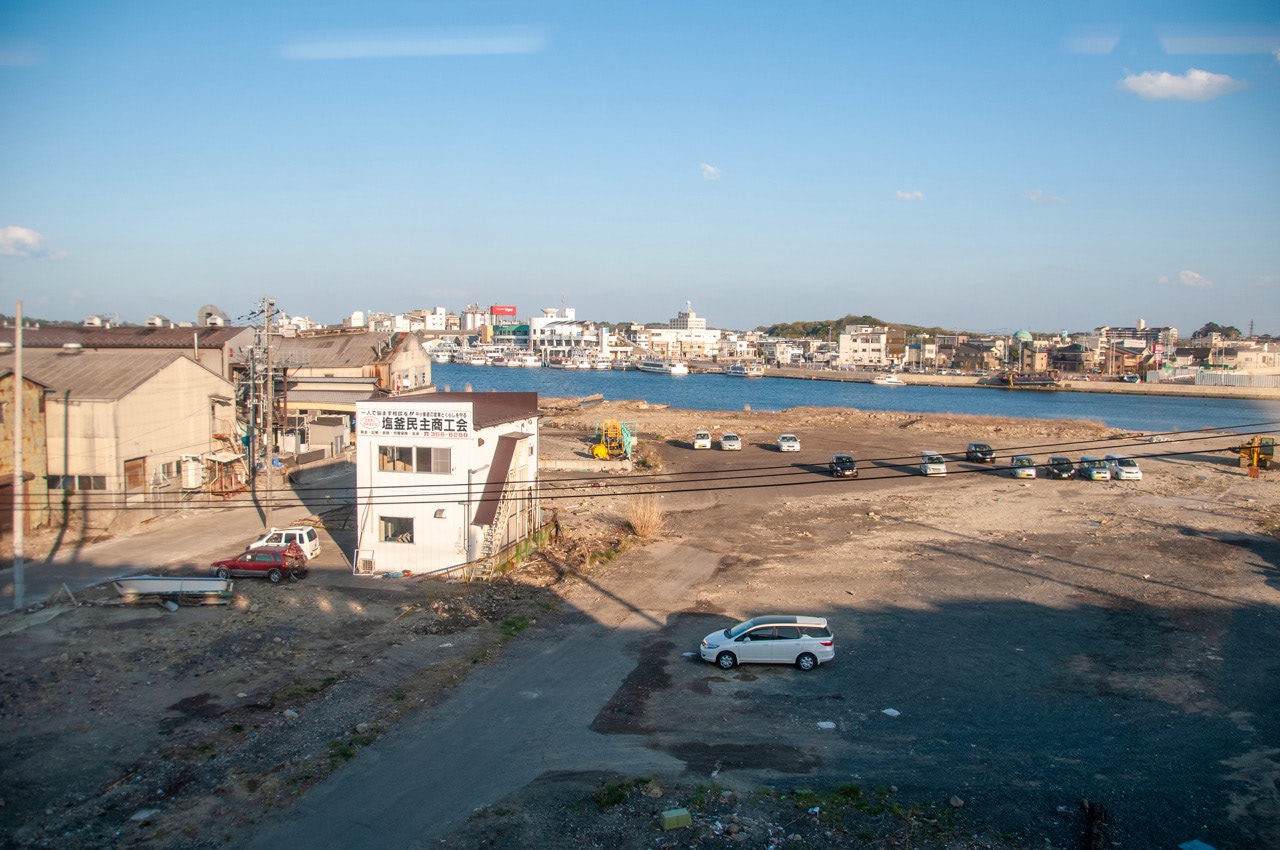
[
  {"xmin": 11, "ymin": 300, "xmax": 24, "ymax": 610},
  {"xmin": 262, "ymin": 297, "xmax": 275, "ymax": 529}
]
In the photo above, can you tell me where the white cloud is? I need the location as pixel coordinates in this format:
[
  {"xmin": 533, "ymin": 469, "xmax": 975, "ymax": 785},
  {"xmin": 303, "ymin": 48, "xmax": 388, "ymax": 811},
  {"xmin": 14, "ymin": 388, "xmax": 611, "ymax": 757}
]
[
  {"xmin": 0, "ymin": 225, "xmax": 61, "ymax": 259},
  {"xmin": 1024, "ymin": 189, "xmax": 1066, "ymax": 205},
  {"xmin": 1064, "ymin": 27, "xmax": 1121, "ymax": 55},
  {"xmin": 282, "ymin": 29, "xmax": 546, "ymax": 60},
  {"xmin": 1178, "ymin": 270, "xmax": 1214, "ymax": 288},
  {"xmin": 1157, "ymin": 275, "xmax": 1170, "ymax": 285},
  {"xmin": 1118, "ymin": 68, "xmax": 1245, "ymax": 100},
  {"xmin": 895, "ymin": 190, "xmax": 924, "ymax": 201},
  {"xmin": 700, "ymin": 163, "xmax": 722, "ymax": 181}
]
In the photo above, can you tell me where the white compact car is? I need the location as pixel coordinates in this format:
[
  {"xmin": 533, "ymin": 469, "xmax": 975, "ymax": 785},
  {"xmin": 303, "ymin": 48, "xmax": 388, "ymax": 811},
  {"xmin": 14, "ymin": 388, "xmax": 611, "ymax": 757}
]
[
  {"xmin": 1104, "ymin": 454, "xmax": 1143, "ymax": 480},
  {"xmin": 720, "ymin": 433, "xmax": 742, "ymax": 450},
  {"xmin": 1010, "ymin": 455, "xmax": 1037, "ymax": 479},
  {"xmin": 693, "ymin": 430, "xmax": 712, "ymax": 450},
  {"xmin": 700, "ymin": 615, "xmax": 835, "ymax": 671},
  {"xmin": 920, "ymin": 451, "xmax": 947, "ymax": 475},
  {"xmin": 249, "ymin": 526, "xmax": 321, "ymax": 561},
  {"xmin": 778, "ymin": 434, "xmax": 801, "ymax": 452}
]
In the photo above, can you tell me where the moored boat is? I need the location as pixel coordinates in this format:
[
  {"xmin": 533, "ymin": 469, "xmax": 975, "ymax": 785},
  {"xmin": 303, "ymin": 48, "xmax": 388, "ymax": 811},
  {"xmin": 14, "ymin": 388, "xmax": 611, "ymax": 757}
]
[
  {"xmin": 637, "ymin": 358, "xmax": 690, "ymax": 375},
  {"xmin": 1000, "ymin": 371, "xmax": 1060, "ymax": 389},
  {"xmin": 724, "ymin": 362, "xmax": 764, "ymax": 378},
  {"xmin": 871, "ymin": 374, "xmax": 905, "ymax": 386}
]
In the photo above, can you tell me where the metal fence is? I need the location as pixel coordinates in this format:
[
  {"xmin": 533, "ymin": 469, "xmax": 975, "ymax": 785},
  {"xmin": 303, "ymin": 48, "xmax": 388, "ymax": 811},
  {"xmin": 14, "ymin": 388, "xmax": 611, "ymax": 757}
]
[{"xmin": 1148, "ymin": 369, "xmax": 1280, "ymax": 389}]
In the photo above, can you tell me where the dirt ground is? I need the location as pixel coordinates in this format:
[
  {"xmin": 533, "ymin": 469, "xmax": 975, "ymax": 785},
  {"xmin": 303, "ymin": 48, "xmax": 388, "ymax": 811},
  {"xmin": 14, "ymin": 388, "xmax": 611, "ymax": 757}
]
[{"xmin": 1, "ymin": 399, "xmax": 1277, "ymax": 848}]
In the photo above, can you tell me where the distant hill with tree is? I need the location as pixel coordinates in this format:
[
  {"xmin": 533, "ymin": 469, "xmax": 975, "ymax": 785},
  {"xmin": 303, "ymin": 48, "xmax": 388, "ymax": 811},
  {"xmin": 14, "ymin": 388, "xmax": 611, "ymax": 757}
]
[{"xmin": 758, "ymin": 315, "xmax": 974, "ymax": 339}]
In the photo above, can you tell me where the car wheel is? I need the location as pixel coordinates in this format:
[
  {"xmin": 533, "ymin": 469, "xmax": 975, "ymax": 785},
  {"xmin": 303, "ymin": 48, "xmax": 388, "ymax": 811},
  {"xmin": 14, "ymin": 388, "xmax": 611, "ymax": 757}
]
[
  {"xmin": 795, "ymin": 653, "xmax": 818, "ymax": 671},
  {"xmin": 266, "ymin": 568, "xmax": 283, "ymax": 584},
  {"xmin": 215, "ymin": 567, "xmax": 231, "ymax": 580},
  {"xmin": 716, "ymin": 652, "xmax": 737, "ymax": 670}
]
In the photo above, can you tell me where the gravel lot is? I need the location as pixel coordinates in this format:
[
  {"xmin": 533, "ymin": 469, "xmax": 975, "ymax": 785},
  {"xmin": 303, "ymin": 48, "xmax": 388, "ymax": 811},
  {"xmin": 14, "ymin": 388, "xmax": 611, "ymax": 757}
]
[{"xmin": 2, "ymin": 400, "xmax": 1277, "ymax": 849}]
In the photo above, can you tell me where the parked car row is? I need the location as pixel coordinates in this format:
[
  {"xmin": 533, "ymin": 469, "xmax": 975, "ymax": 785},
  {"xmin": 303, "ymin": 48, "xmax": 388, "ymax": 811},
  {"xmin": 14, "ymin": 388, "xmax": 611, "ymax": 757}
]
[
  {"xmin": 1010, "ymin": 453, "xmax": 1143, "ymax": 481},
  {"xmin": 688, "ymin": 429, "xmax": 1144, "ymax": 483}
]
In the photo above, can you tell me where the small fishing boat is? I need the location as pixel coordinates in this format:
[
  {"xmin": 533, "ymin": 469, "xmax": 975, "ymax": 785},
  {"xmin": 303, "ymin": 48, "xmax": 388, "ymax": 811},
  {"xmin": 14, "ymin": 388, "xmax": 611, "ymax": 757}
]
[
  {"xmin": 871, "ymin": 374, "xmax": 905, "ymax": 386},
  {"xmin": 112, "ymin": 575, "xmax": 233, "ymax": 599}
]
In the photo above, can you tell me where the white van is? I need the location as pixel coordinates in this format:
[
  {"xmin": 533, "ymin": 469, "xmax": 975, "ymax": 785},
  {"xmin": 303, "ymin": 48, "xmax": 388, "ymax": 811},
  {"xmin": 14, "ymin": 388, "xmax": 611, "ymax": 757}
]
[
  {"xmin": 1104, "ymin": 454, "xmax": 1143, "ymax": 480},
  {"xmin": 250, "ymin": 526, "xmax": 321, "ymax": 561},
  {"xmin": 920, "ymin": 451, "xmax": 947, "ymax": 475}
]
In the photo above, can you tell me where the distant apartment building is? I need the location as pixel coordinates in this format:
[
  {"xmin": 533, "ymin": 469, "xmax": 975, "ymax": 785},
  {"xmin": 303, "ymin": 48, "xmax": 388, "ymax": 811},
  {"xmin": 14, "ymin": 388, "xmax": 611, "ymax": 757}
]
[
  {"xmin": 837, "ymin": 326, "xmax": 891, "ymax": 368},
  {"xmin": 529, "ymin": 306, "xmax": 585, "ymax": 356},
  {"xmin": 758, "ymin": 338, "xmax": 803, "ymax": 366},
  {"xmin": 646, "ymin": 304, "xmax": 723, "ymax": 359},
  {"xmin": 1096, "ymin": 321, "xmax": 1177, "ymax": 350}
]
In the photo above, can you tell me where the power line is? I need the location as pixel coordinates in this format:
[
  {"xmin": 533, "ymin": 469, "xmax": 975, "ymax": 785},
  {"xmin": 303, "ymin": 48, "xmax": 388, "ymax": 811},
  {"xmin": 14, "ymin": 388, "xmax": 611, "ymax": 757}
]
[{"xmin": 16, "ymin": 423, "xmax": 1267, "ymax": 514}]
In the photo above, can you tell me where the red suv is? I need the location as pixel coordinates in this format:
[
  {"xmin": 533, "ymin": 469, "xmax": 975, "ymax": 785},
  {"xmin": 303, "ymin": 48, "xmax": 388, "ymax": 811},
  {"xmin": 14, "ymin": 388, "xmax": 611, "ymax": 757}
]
[{"xmin": 210, "ymin": 544, "xmax": 306, "ymax": 583}]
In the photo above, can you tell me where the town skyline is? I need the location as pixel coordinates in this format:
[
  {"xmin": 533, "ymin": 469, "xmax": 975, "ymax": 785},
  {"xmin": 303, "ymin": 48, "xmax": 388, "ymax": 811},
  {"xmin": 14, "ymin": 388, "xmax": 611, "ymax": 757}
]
[{"xmin": 2, "ymin": 2, "xmax": 1278, "ymax": 335}]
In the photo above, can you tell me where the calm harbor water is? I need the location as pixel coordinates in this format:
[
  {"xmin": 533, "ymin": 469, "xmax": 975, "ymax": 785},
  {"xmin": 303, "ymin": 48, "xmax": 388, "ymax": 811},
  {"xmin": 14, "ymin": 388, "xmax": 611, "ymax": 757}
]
[{"xmin": 431, "ymin": 363, "xmax": 1280, "ymax": 434}]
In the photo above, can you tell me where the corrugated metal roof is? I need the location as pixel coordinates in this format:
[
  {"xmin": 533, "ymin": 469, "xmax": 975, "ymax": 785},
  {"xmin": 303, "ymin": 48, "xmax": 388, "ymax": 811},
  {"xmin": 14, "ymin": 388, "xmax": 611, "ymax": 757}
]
[
  {"xmin": 12, "ymin": 348, "xmax": 222, "ymax": 400},
  {"xmin": 287, "ymin": 375, "xmax": 379, "ymax": 386},
  {"xmin": 0, "ymin": 325, "xmax": 252, "ymax": 349},
  {"xmin": 269, "ymin": 332, "xmax": 401, "ymax": 369},
  {"xmin": 286, "ymin": 389, "xmax": 388, "ymax": 404}
]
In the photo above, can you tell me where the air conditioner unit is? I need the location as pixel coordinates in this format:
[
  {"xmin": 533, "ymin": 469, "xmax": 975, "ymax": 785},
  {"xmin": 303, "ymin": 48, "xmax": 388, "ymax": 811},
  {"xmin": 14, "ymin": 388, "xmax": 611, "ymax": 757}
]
[{"xmin": 181, "ymin": 455, "xmax": 204, "ymax": 489}]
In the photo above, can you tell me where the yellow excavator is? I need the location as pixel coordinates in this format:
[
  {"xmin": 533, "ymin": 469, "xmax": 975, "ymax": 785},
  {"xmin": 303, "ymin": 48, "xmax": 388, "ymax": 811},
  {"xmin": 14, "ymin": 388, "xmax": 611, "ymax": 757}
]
[
  {"xmin": 592, "ymin": 419, "xmax": 632, "ymax": 460},
  {"xmin": 1234, "ymin": 435, "xmax": 1275, "ymax": 471}
]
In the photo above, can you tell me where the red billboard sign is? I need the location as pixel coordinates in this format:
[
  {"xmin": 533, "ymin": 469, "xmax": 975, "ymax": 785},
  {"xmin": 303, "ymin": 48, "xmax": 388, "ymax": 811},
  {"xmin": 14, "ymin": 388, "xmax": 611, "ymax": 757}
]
[{"xmin": 491, "ymin": 305, "xmax": 517, "ymax": 316}]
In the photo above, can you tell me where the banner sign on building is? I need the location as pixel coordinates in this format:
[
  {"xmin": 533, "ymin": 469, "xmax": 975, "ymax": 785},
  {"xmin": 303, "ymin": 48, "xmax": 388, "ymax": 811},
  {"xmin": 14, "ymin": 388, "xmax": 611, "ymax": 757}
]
[
  {"xmin": 491, "ymin": 305, "xmax": 517, "ymax": 316},
  {"xmin": 357, "ymin": 405, "xmax": 471, "ymax": 439}
]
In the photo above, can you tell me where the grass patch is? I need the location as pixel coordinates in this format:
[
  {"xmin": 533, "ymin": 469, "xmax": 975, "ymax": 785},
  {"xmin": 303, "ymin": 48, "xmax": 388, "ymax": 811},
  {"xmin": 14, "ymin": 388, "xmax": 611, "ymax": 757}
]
[
  {"xmin": 592, "ymin": 779, "xmax": 637, "ymax": 809},
  {"xmin": 328, "ymin": 739, "xmax": 357, "ymax": 763},
  {"xmin": 622, "ymin": 490, "xmax": 663, "ymax": 537},
  {"xmin": 499, "ymin": 616, "xmax": 530, "ymax": 640}
]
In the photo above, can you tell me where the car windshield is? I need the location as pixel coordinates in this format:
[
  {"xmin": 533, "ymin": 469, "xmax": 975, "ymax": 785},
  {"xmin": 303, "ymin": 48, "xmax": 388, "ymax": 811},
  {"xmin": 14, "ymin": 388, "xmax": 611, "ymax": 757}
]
[
  {"xmin": 833, "ymin": 456, "xmax": 853, "ymax": 464},
  {"xmin": 1013, "ymin": 457, "xmax": 1033, "ymax": 466},
  {"xmin": 1083, "ymin": 459, "xmax": 1106, "ymax": 468},
  {"xmin": 1116, "ymin": 458, "xmax": 1137, "ymax": 468},
  {"xmin": 723, "ymin": 434, "xmax": 738, "ymax": 440},
  {"xmin": 726, "ymin": 618, "xmax": 760, "ymax": 639},
  {"xmin": 972, "ymin": 444, "xmax": 991, "ymax": 451}
]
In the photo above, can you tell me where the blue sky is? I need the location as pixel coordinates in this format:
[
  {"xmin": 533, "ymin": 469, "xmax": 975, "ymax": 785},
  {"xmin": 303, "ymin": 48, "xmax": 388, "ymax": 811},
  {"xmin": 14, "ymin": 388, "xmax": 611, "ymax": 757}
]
[{"xmin": 2, "ymin": 1, "xmax": 1278, "ymax": 336}]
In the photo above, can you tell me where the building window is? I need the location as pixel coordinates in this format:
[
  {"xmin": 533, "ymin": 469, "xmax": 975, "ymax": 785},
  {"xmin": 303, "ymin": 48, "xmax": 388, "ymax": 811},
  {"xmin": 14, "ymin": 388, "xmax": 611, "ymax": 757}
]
[
  {"xmin": 378, "ymin": 445, "xmax": 415, "ymax": 472},
  {"xmin": 421, "ymin": 446, "xmax": 450, "ymax": 474},
  {"xmin": 46, "ymin": 475, "xmax": 107, "ymax": 491},
  {"xmin": 377, "ymin": 445, "xmax": 450, "ymax": 474},
  {"xmin": 380, "ymin": 516, "xmax": 414, "ymax": 543}
]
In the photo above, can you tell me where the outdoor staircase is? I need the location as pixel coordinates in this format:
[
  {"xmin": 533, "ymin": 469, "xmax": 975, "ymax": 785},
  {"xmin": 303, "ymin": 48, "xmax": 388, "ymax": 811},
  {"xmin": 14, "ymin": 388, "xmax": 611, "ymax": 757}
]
[{"xmin": 469, "ymin": 479, "xmax": 516, "ymax": 581}]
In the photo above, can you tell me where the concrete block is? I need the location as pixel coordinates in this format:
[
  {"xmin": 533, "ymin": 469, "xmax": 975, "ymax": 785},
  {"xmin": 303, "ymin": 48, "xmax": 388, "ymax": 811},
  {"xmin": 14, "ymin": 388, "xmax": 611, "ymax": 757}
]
[{"xmin": 660, "ymin": 807, "xmax": 691, "ymax": 830}]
